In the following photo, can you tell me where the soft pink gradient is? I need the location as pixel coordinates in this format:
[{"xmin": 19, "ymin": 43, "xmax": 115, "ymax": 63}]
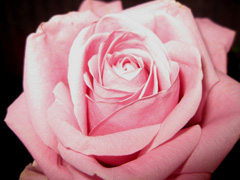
[
  {"xmin": 196, "ymin": 18, "xmax": 236, "ymax": 74},
  {"xmin": 5, "ymin": 0, "xmax": 239, "ymax": 179}
]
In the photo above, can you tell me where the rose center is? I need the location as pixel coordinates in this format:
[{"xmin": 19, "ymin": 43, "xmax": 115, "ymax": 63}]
[
  {"xmin": 111, "ymin": 55, "xmax": 144, "ymax": 81},
  {"xmin": 122, "ymin": 59, "xmax": 138, "ymax": 72}
]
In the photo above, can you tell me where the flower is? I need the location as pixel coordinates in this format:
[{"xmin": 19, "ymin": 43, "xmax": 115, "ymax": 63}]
[{"xmin": 5, "ymin": 0, "xmax": 240, "ymax": 179}]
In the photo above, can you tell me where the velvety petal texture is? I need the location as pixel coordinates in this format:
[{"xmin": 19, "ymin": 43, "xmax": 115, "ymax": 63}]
[
  {"xmin": 176, "ymin": 71, "xmax": 240, "ymax": 174},
  {"xmin": 68, "ymin": 14, "xmax": 181, "ymax": 136},
  {"xmin": 4, "ymin": 0, "xmax": 239, "ymax": 180},
  {"xmin": 196, "ymin": 18, "xmax": 236, "ymax": 74},
  {"xmin": 5, "ymin": 94, "xmax": 72, "ymax": 180},
  {"xmin": 23, "ymin": 11, "xmax": 99, "ymax": 149},
  {"xmin": 47, "ymin": 82, "xmax": 161, "ymax": 157},
  {"xmin": 122, "ymin": 0, "xmax": 219, "ymax": 126},
  {"xmin": 58, "ymin": 125, "xmax": 201, "ymax": 180}
]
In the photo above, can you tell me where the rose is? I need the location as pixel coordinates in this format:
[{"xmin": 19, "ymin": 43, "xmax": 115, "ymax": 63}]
[{"xmin": 5, "ymin": 0, "xmax": 240, "ymax": 179}]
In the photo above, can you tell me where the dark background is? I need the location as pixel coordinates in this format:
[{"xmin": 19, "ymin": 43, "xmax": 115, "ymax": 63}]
[{"xmin": 1, "ymin": 0, "xmax": 239, "ymax": 179}]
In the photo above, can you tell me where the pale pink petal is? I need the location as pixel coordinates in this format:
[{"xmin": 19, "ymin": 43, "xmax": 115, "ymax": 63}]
[
  {"xmin": 196, "ymin": 18, "xmax": 235, "ymax": 54},
  {"xmin": 196, "ymin": 18, "xmax": 235, "ymax": 73},
  {"xmin": 4, "ymin": 94, "xmax": 71, "ymax": 180},
  {"xmin": 58, "ymin": 125, "xmax": 201, "ymax": 180},
  {"xmin": 102, "ymin": 60, "xmax": 141, "ymax": 92},
  {"xmin": 122, "ymin": 1, "xmax": 195, "ymax": 44},
  {"xmin": 87, "ymin": 85, "xmax": 151, "ymax": 131},
  {"xmin": 123, "ymin": 0, "xmax": 219, "ymax": 125},
  {"xmin": 171, "ymin": 2, "xmax": 219, "ymax": 125},
  {"xmin": 69, "ymin": 15, "xmax": 171, "ymax": 133},
  {"xmin": 141, "ymin": 41, "xmax": 203, "ymax": 153},
  {"xmin": 86, "ymin": 33, "xmax": 109, "ymax": 82},
  {"xmin": 97, "ymin": 30, "xmax": 149, "ymax": 87},
  {"xmin": 68, "ymin": 26, "xmax": 107, "ymax": 135},
  {"xmin": 123, "ymin": 0, "xmax": 218, "ymax": 90},
  {"xmin": 47, "ymin": 82, "xmax": 161, "ymax": 157},
  {"xmin": 95, "ymin": 15, "xmax": 172, "ymax": 90},
  {"xmin": 91, "ymin": 79, "xmax": 133, "ymax": 101},
  {"xmin": 125, "ymin": 67, "xmax": 148, "ymax": 87},
  {"xmin": 66, "ymin": 165, "xmax": 100, "ymax": 180},
  {"xmin": 167, "ymin": 172, "xmax": 211, "ymax": 180},
  {"xmin": 79, "ymin": 0, "xmax": 122, "ymax": 17},
  {"xmin": 123, "ymin": 0, "xmax": 218, "ymax": 88},
  {"xmin": 20, "ymin": 161, "xmax": 48, "ymax": 180},
  {"xmin": 177, "ymin": 71, "xmax": 240, "ymax": 174},
  {"xmin": 99, "ymin": 32, "xmax": 149, "ymax": 92},
  {"xmin": 138, "ymin": 64, "xmax": 158, "ymax": 98},
  {"xmin": 23, "ymin": 11, "xmax": 99, "ymax": 148},
  {"xmin": 90, "ymin": 73, "xmax": 179, "ymax": 135}
]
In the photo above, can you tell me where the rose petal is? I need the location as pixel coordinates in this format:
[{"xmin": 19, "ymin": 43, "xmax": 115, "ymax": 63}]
[
  {"xmin": 196, "ymin": 18, "xmax": 235, "ymax": 54},
  {"xmin": 123, "ymin": 0, "xmax": 218, "ymax": 88},
  {"xmin": 47, "ymin": 82, "xmax": 161, "ymax": 156},
  {"xmin": 66, "ymin": 164, "xmax": 100, "ymax": 180},
  {"xmin": 23, "ymin": 11, "xmax": 99, "ymax": 148},
  {"xmin": 86, "ymin": 33, "xmax": 110, "ymax": 83},
  {"xmin": 122, "ymin": 1, "xmax": 195, "ymax": 44},
  {"xmin": 58, "ymin": 125, "xmax": 201, "ymax": 180},
  {"xmin": 79, "ymin": 0, "xmax": 122, "ymax": 17},
  {"xmin": 70, "ymin": 15, "xmax": 173, "ymax": 132},
  {"xmin": 68, "ymin": 27, "xmax": 108, "ymax": 135},
  {"xmin": 4, "ymin": 94, "xmax": 71, "ymax": 180},
  {"xmin": 123, "ymin": 0, "xmax": 219, "ymax": 125},
  {"xmin": 177, "ymin": 71, "xmax": 240, "ymax": 174},
  {"xmin": 91, "ymin": 77, "xmax": 133, "ymax": 101},
  {"xmin": 89, "ymin": 31, "xmax": 156, "ymax": 100},
  {"xmin": 102, "ymin": 60, "xmax": 141, "ymax": 92},
  {"xmin": 167, "ymin": 172, "xmax": 211, "ymax": 180},
  {"xmin": 89, "ymin": 70, "xmax": 179, "ymax": 135},
  {"xmin": 95, "ymin": 14, "xmax": 172, "ymax": 90},
  {"xmin": 97, "ymin": 30, "xmax": 151, "ymax": 87},
  {"xmin": 123, "ymin": 0, "xmax": 218, "ymax": 89},
  {"xmin": 196, "ymin": 18, "xmax": 235, "ymax": 73},
  {"xmin": 140, "ymin": 41, "xmax": 203, "ymax": 153},
  {"xmin": 173, "ymin": 2, "xmax": 219, "ymax": 125},
  {"xmin": 87, "ymin": 56, "xmax": 179, "ymax": 133}
]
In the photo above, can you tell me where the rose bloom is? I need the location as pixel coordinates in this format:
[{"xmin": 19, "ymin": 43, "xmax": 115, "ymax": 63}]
[{"xmin": 5, "ymin": 0, "xmax": 240, "ymax": 179}]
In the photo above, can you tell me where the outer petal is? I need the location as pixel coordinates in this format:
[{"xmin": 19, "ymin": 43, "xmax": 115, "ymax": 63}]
[
  {"xmin": 196, "ymin": 18, "xmax": 235, "ymax": 74},
  {"xmin": 79, "ymin": 0, "xmax": 122, "ymax": 17},
  {"xmin": 166, "ymin": 1, "xmax": 219, "ymax": 125},
  {"xmin": 23, "ymin": 11, "xmax": 99, "ymax": 147},
  {"xmin": 4, "ymin": 94, "xmax": 72, "ymax": 180},
  {"xmin": 178, "ymin": 71, "xmax": 240, "ymax": 174},
  {"xmin": 65, "ymin": 165, "xmax": 101, "ymax": 180},
  {"xmin": 58, "ymin": 125, "xmax": 201, "ymax": 180},
  {"xmin": 167, "ymin": 172, "xmax": 211, "ymax": 180},
  {"xmin": 48, "ymin": 82, "xmax": 160, "ymax": 156}
]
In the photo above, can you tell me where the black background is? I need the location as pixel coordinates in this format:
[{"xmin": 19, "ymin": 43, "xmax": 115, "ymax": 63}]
[{"xmin": 1, "ymin": 0, "xmax": 239, "ymax": 179}]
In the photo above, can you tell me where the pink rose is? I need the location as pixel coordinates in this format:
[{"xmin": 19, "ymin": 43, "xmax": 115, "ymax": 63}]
[{"xmin": 5, "ymin": 0, "xmax": 240, "ymax": 179}]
